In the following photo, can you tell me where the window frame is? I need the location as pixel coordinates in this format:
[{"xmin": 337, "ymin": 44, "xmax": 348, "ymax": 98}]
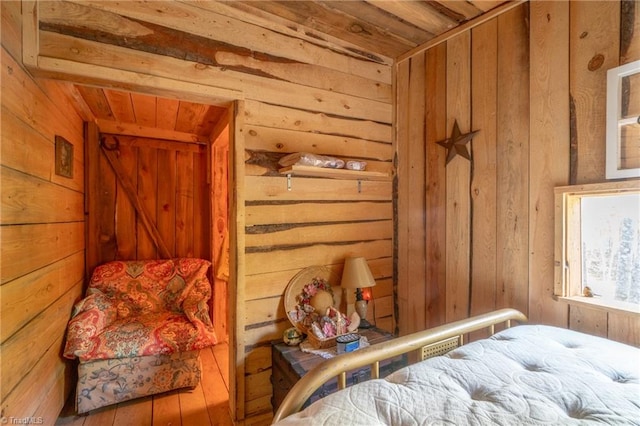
[
  {"xmin": 606, "ymin": 59, "xmax": 640, "ymax": 179},
  {"xmin": 554, "ymin": 180, "xmax": 640, "ymax": 315}
]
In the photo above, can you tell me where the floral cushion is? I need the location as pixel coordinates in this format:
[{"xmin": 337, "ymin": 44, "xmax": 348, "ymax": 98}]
[
  {"xmin": 64, "ymin": 258, "xmax": 217, "ymax": 362},
  {"xmin": 76, "ymin": 351, "xmax": 201, "ymax": 413}
]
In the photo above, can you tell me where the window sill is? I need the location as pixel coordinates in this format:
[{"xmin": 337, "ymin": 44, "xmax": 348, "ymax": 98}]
[{"xmin": 559, "ymin": 296, "xmax": 640, "ymax": 316}]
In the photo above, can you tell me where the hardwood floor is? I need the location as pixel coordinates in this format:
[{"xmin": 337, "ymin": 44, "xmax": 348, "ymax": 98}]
[{"xmin": 56, "ymin": 343, "xmax": 234, "ymax": 426}]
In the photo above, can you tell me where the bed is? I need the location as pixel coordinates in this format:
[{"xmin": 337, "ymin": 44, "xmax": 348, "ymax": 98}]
[{"xmin": 272, "ymin": 309, "xmax": 640, "ymax": 425}]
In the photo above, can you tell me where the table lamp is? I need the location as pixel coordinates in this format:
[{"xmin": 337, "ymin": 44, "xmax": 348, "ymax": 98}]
[{"xmin": 341, "ymin": 257, "xmax": 376, "ymax": 328}]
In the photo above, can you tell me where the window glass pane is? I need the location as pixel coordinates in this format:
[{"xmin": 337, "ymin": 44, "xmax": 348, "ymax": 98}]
[
  {"xmin": 581, "ymin": 194, "xmax": 640, "ymax": 305},
  {"xmin": 620, "ymin": 123, "xmax": 640, "ymax": 170},
  {"xmin": 622, "ymin": 72, "xmax": 640, "ymax": 119}
]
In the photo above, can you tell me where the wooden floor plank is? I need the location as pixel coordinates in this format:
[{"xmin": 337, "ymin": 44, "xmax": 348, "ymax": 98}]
[
  {"xmin": 152, "ymin": 390, "xmax": 182, "ymax": 426},
  {"xmin": 81, "ymin": 404, "xmax": 116, "ymax": 426},
  {"xmin": 54, "ymin": 409, "xmax": 87, "ymax": 426},
  {"xmin": 201, "ymin": 346, "xmax": 233, "ymax": 426},
  {"xmin": 112, "ymin": 396, "xmax": 153, "ymax": 426},
  {"xmin": 178, "ymin": 382, "xmax": 212, "ymax": 425},
  {"xmin": 212, "ymin": 343, "xmax": 230, "ymax": 390}
]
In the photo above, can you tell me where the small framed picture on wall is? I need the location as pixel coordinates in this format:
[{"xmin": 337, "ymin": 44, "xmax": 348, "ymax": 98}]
[{"xmin": 55, "ymin": 135, "xmax": 74, "ymax": 178}]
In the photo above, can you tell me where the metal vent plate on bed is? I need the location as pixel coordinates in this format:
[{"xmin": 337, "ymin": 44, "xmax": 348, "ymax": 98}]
[{"xmin": 420, "ymin": 336, "xmax": 460, "ymax": 361}]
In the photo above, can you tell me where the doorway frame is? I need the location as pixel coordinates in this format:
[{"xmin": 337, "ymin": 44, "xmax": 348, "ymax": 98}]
[{"xmin": 22, "ymin": 2, "xmax": 247, "ymax": 420}]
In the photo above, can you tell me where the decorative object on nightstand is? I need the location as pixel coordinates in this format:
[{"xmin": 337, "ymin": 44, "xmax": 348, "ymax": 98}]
[
  {"xmin": 283, "ymin": 327, "xmax": 304, "ymax": 346},
  {"xmin": 341, "ymin": 257, "xmax": 376, "ymax": 329},
  {"xmin": 336, "ymin": 333, "xmax": 360, "ymax": 354},
  {"xmin": 284, "ymin": 265, "xmax": 353, "ymax": 348}
]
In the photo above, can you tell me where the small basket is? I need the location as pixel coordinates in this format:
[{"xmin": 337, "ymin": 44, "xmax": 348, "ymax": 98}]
[{"xmin": 306, "ymin": 332, "xmax": 345, "ymax": 349}]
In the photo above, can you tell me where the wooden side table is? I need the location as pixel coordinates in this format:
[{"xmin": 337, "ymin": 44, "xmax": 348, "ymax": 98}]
[{"xmin": 271, "ymin": 327, "xmax": 406, "ymax": 412}]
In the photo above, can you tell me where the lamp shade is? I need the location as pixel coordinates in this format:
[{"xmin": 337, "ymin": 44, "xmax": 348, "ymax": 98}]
[{"xmin": 341, "ymin": 257, "xmax": 376, "ymax": 289}]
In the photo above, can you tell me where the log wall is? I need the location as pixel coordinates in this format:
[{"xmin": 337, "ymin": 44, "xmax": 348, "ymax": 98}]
[
  {"xmin": 1, "ymin": 1, "xmax": 85, "ymax": 422},
  {"xmin": 396, "ymin": 1, "xmax": 640, "ymax": 344},
  {"xmin": 15, "ymin": 1, "xmax": 395, "ymax": 422}
]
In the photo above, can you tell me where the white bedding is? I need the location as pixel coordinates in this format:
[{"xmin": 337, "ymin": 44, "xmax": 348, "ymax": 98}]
[{"xmin": 275, "ymin": 325, "xmax": 640, "ymax": 425}]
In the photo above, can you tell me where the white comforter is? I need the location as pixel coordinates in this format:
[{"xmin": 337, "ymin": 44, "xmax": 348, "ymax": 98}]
[{"xmin": 275, "ymin": 325, "xmax": 640, "ymax": 425}]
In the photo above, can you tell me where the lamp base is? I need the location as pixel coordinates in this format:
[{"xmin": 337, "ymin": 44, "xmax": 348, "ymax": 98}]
[
  {"xmin": 359, "ymin": 318, "xmax": 373, "ymax": 329},
  {"xmin": 354, "ymin": 292, "xmax": 373, "ymax": 329}
]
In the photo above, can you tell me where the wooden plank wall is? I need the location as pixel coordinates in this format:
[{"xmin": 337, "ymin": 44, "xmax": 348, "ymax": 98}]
[
  {"xmin": 567, "ymin": 0, "xmax": 640, "ymax": 346},
  {"xmin": 86, "ymin": 133, "xmax": 211, "ymax": 269},
  {"xmin": 212, "ymin": 120, "xmax": 231, "ymax": 343},
  {"xmin": 241, "ymin": 101, "xmax": 394, "ymax": 417},
  {"xmin": 23, "ymin": 1, "xmax": 395, "ymax": 422},
  {"xmin": 396, "ymin": 1, "xmax": 640, "ymax": 344},
  {"xmin": 1, "ymin": 1, "xmax": 85, "ymax": 422}
]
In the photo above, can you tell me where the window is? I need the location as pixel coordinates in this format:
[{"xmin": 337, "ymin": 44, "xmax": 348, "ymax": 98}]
[
  {"xmin": 606, "ymin": 60, "xmax": 640, "ymax": 179},
  {"xmin": 555, "ymin": 180, "xmax": 640, "ymax": 314}
]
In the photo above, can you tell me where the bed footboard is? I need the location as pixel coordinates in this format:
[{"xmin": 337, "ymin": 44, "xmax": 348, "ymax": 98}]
[{"xmin": 272, "ymin": 308, "xmax": 527, "ymax": 423}]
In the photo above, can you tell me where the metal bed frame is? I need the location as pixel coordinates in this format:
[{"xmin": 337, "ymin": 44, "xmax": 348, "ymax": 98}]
[{"xmin": 272, "ymin": 308, "xmax": 528, "ymax": 423}]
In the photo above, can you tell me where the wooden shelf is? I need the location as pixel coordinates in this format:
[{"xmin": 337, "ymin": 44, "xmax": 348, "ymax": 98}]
[{"xmin": 278, "ymin": 165, "xmax": 391, "ymax": 181}]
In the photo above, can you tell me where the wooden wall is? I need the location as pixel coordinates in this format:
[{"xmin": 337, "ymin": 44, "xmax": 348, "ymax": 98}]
[
  {"xmin": 85, "ymin": 133, "xmax": 211, "ymax": 271},
  {"xmin": 240, "ymin": 103, "xmax": 394, "ymax": 419},
  {"xmin": 396, "ymin": 1, "xmax": 640, "ymax": 344},
  {"xmin": 556, "ymin": 1, "xmax": 639, "ymax": 343},
  {"xmin": 13, "ymin": 1, "xmax": 638, "ymax": 423},
  {"xmin": 212, "ymin": 121, "xmax": 231, "ymax": 342},
  {"xmin": 18, "ymin": 1, "xmax": 395, "ymax": 423},
  {"xmin": 1, "ymin": 1, "xmax": 86, "ymax": 422}
]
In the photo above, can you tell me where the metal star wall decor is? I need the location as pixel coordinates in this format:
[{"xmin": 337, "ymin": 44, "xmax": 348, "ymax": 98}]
[{"xmin": 436, "ymin": 120, "xmax": 479, "ymax": 165}]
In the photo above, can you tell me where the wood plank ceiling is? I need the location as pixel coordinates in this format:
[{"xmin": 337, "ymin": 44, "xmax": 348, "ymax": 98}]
[
  {"xmin": 75, "ymin": 85, "xmax": 226, "ymax": 143},
  {"xmin": 226, "ymin": 0, "xmax": 512, "ymax": 60},
  {"xmin": 71, "ymin": 0, "xmax": 511, "ymax": 135},
  {"xmin": 76, "ymin": 86, "xmax": 227, "ymax": 143}
]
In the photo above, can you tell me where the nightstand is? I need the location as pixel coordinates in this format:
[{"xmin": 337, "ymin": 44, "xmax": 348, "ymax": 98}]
[{"xmin": 271, "ymin": 327, "xmax": 406, "ymax": 412}]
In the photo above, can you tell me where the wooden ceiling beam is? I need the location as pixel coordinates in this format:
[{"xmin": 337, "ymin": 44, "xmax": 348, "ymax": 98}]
[{"xmin": 96, "ymin": 118, "xmax": 208, "ymax": 144}]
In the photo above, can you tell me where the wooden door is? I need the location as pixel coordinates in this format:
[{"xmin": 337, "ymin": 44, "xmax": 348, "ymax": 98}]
[{"xmin": 85, "ymin": 123, "xmax": 211, "ymax": 275}]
